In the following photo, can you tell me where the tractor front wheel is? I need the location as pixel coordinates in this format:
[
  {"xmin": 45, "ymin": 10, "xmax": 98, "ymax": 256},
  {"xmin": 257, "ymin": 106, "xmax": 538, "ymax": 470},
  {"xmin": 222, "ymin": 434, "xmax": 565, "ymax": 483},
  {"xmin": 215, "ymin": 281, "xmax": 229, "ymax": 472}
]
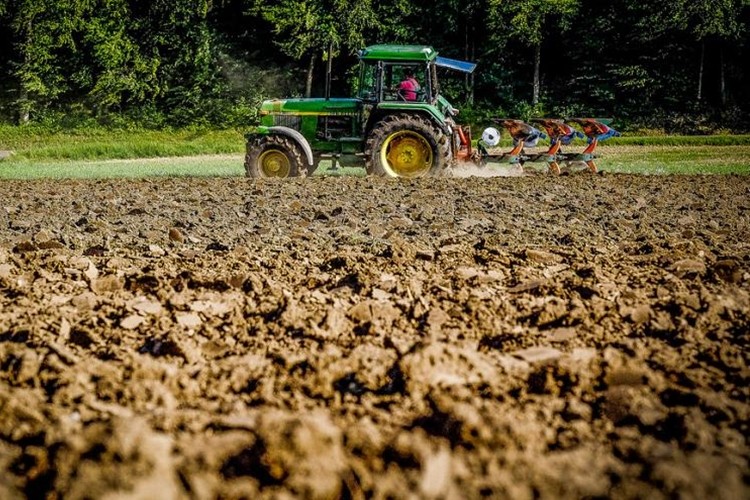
[
  {"xmin": 365, "ymin": 114, "xmax": 450, "ymax": 178},
  {"xmin": 245, "ymin": 135, "xmax": 304, "ymax": 178}
]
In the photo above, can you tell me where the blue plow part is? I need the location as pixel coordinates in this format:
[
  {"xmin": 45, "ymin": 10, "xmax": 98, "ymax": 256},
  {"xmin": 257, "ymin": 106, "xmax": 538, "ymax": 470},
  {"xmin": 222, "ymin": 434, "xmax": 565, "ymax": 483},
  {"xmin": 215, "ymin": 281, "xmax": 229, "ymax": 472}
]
[
  {"xmin": 588, "ymin": 128, "xmax": 621, "ymax": 144},
  {"xmin": 513, "ymin": 129, "xmax": 547, "ymax": 148},
  {"xmin": 554, "ymin": 131, "xmax": 585, "ymax": 145},
  {"xmin": 435, "ymin": 56, "xmax": 477, "ymax": 74}
]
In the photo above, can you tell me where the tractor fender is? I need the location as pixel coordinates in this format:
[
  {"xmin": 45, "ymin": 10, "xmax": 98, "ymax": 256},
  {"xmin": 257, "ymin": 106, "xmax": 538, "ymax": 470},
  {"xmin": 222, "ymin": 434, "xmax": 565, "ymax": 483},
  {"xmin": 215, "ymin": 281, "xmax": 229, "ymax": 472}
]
[{"xmin": 256, "ymin": 126, "xmax": 314, "ymax": 166}]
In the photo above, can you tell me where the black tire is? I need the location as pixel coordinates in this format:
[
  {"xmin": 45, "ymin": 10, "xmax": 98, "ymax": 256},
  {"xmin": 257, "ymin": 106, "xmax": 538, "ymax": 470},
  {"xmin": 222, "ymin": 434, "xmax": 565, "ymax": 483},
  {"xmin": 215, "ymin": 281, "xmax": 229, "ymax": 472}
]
[
  {"xmin": 244, "ymin": 135, "xmax": 305, "ymax": 178},
  {"xmin": 365, "ymin": 114, "xmax": 451, "ymax": 178}
]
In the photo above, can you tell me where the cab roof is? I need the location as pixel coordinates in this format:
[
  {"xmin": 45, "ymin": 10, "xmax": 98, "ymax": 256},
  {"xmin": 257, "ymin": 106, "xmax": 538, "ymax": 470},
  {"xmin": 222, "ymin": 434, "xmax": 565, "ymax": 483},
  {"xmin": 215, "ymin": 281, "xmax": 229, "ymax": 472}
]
[{"xmin": 358, "ymin": 45, "xmax": 438, "ymax": 62}]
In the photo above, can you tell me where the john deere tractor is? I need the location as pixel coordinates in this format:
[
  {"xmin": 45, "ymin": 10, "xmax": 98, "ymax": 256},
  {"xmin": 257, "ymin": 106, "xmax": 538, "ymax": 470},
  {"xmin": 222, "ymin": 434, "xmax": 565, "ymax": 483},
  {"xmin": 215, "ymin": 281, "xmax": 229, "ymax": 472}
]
[{"xmin": 245, "ymin": 45, "xmax": 476, "ymax": 178}]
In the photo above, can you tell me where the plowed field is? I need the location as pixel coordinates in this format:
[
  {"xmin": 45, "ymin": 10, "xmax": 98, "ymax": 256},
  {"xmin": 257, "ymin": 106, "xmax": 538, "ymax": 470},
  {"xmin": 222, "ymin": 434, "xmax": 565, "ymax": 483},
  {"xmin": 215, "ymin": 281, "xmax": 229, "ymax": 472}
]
[{"xmin": 1, "ymin": 174, "xmax": 748, "ymax": 499}]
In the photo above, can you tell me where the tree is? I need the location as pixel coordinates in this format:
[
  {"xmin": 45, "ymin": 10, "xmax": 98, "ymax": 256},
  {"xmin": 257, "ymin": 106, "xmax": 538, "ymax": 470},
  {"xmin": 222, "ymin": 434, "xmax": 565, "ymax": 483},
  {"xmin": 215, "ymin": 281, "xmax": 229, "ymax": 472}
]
[
  {"xmin": 5, "ymin": 0, "xmax": 82, "ymax": 123},
  {"xmin": 408, "ymin": 0, "xmax": 489, "ymax": 105},
  {"xmin": 665, "ymin": 0, "xmax": 745, "ymax": 105},
  {"xmin": 2, "ymin": 0, "xmax": 162, "ymax": 123},
  {"xmin": 0, "ymin": 0, "xmax": 748, "ymax": 129},
  {"xmin": 77, "ymin": 0, "xmax": 160, "ymax": 114},
  {"xmin": 250, "ymin": 0, "xmax": 378, "ymax": 97},
  {"xmin": 489, "ymin": 0, "xmax": 579, "ymax": 105},
  {"xmin": 131, "ymin": 0, "xmax": 220, "ymax": 124}
]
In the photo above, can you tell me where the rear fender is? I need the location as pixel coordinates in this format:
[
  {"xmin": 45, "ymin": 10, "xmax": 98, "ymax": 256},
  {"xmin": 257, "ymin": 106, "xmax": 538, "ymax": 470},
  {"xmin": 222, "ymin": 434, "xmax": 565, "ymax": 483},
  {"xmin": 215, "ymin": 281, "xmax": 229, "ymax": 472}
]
[{"xmin": 247, "ymin": 126, "xmax": 314, "ymax": 166}]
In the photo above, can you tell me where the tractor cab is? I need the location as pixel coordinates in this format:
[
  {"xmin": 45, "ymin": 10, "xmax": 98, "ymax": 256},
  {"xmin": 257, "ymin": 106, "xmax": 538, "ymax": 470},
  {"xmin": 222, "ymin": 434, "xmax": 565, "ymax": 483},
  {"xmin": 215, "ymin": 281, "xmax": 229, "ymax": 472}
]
[
  {"xmin": 357, "ymin": 48, "xmax": 435, "ymax": 103},
  {"xmin": 356, "ymin": 45, "xmax": 476, "ymax": 105}
]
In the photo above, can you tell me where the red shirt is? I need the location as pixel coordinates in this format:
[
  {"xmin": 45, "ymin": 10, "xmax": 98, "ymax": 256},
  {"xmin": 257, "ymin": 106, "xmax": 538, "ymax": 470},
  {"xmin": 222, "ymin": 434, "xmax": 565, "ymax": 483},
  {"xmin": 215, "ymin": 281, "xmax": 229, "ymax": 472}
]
[{"xmin": 398, "ymin": 77, "xmax": 419, "ymax": 101}]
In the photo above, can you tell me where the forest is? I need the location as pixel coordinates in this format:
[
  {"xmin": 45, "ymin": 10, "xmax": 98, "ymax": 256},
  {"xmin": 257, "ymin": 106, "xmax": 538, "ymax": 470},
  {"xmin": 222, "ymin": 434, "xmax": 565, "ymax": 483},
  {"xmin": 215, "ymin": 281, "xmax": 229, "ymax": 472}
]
[{"xmin": 0, "ymin": 0, "xmax": 748, "ymax": 133}]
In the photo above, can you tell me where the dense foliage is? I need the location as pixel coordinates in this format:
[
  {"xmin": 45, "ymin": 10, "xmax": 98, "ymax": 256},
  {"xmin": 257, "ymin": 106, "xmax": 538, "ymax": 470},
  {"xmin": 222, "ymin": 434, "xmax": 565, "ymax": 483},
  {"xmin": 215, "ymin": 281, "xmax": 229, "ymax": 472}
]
[{"xmin": 0, "ymin": 0, "xmax": 748, "ymax": 132}]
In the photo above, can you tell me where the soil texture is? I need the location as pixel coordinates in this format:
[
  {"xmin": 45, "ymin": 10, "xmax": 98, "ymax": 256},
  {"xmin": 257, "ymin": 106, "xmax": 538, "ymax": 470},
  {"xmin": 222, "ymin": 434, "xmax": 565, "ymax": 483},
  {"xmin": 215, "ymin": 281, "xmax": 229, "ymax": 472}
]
[{"xmin": 0, "ymin": 174, "xmax": 748, "ymax": 499}]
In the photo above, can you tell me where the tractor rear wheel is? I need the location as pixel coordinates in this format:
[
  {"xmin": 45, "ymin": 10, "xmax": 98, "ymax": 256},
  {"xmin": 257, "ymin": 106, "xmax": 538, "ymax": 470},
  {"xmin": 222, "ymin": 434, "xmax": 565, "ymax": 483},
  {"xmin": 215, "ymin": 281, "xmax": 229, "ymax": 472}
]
[
  {"xmin": 245, "ymin": 135, "xmax": 304, "ymax": 178},
  {"xmin": 365, "ymin": 114, "xmax": 450, "ymax": 178}
]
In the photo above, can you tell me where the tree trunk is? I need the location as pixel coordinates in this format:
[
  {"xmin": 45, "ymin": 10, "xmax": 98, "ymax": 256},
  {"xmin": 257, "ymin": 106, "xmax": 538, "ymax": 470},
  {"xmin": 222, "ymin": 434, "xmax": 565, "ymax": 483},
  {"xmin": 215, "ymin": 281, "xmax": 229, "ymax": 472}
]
[
  {"xmin": 18, "ymin": 85, "xmax": 29, "ymax": 125},
  {"xmin": 18, "ymin": 18, "xmax": 33, "ymax": 125},
  {"xmin": 464, "ymin": 19, "xmax": 470, "ymax": 100},
  {"xmin": 532, "ymin": 43, "xmax": 541, "ymax": 105},
  {"xmin": 697, "ymin": 41, "xmax": 704, "ymax": 102},
  {"xmin": 325, "ymin": 40, "xmax": 333, "ymax": 100},
  {"xmin": 469, "ymin": 38, "xmax": 475, "ymax": 105},
  {"xmin": 305, "ymin": 53, "xmax": 315, "ymax": 98},
  {"xmin": 464, "ymin": 15, "xmax": 475, "ymax": 106},
  {"xmin": 720, "ymin": 46, "xmax": 726, "ymax": 106}
]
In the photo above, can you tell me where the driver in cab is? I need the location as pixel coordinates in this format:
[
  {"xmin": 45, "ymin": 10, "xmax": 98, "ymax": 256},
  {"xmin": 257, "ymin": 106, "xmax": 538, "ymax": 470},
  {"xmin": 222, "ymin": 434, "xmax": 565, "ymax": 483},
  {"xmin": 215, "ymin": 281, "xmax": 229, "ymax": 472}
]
[{"xmin": 398, "ymin": 68, "xmax": 420, "ymax": 101}]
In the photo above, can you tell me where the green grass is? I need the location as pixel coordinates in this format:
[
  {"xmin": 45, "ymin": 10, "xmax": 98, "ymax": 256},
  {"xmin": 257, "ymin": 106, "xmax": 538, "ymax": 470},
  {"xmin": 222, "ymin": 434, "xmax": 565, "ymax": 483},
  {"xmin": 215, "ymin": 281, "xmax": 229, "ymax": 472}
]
[
  {"xmin": 1, "ymin": 127, "xmax": 749, "ymax": 178},
  {"xmin": 0, "ymin": 126, "xmax": 245, "ymax": 161},
  {"xmin": 597, "ymin": 145, "xmax": 750, "ymax": 175},
  {"xmin": 2, "ymin": 145, "xmax": 747, "ymax": 179},
  {"xmin": 597, "ymin": 146, "xmax": 750, "ymax": 175},
  {"xmin": 477, "ymin": 143, "xmax": 750, "ymax": 175},
  {"xmin": 2, "ymin": 125, "xmax": 750, "ymax": 162},
  {"xmin": 0, "ymin": 155, "xmax": 373, "ymax": 179},
  {"xmin": 602, "ymin": 135, "xmax": 750, "ymax": 147},
  {"xmin": 0, "ymin": 155, "xmax": 246, "ymax": 179}
]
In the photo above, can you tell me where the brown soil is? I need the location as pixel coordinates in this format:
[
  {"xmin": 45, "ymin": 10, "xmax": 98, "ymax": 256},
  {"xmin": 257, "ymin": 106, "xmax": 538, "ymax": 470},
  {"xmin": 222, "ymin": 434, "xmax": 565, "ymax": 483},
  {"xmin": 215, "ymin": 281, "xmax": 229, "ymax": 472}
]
[{"xmin": 0, "ymin": 174, "xmax": 748, "ymax": 499}]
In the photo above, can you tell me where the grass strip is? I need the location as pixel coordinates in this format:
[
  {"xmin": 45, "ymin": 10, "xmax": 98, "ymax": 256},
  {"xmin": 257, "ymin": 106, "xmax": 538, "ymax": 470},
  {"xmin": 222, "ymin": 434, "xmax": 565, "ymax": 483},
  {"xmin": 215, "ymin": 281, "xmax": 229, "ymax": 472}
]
[
  {"xmin": 2, "ymin": 125, "xmax": 750, "ymax": 162},
  {"xmin": 2, "ymin": 145, "xmax": 749, "ymax": 179},
  {"xmin": 0, "ymin": 127, "xmax": 245, "ymax": 161},
  {"xmin": 603, "ymin": 135, "xmax": 750, "ymax": 147},
  {"xmin": 0, "ymin": 156, "xmax": 245, "ymax": 179}
]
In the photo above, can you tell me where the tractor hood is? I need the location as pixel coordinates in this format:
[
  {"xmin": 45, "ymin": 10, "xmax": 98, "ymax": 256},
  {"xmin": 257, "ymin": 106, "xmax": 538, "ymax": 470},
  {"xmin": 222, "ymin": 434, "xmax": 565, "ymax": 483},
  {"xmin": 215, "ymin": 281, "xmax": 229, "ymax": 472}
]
[{"xmin": 260, "ymin": 98, "xmax": 360, "ymax": 115}]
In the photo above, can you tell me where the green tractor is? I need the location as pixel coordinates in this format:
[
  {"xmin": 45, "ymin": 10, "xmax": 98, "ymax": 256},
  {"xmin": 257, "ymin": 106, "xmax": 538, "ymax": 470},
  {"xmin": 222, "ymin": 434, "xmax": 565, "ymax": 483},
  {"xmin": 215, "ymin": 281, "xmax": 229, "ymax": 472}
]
[{"xmin": 244, "ymin": 44, "xmax": 476, "ymax": 179}]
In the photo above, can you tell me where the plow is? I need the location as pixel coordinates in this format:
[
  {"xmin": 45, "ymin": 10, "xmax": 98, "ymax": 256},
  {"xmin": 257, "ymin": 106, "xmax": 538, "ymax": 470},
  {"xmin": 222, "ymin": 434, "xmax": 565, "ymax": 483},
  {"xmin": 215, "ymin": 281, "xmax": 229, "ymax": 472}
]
[{"xmin": 467, "ymin": 117, "xmax": 620, "ymax": 174}]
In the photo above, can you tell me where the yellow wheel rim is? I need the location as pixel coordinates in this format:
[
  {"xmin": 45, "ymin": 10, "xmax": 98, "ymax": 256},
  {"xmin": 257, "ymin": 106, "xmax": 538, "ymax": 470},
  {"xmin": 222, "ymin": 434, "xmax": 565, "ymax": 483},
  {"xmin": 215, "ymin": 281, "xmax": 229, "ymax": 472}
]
[
  {"xmin": 259, "ymin": 149, "xmax": 291, "ymax": 177},
  {"xmin": 380, "ymin": 130, "xmax": 433, "ymax": 178}
]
